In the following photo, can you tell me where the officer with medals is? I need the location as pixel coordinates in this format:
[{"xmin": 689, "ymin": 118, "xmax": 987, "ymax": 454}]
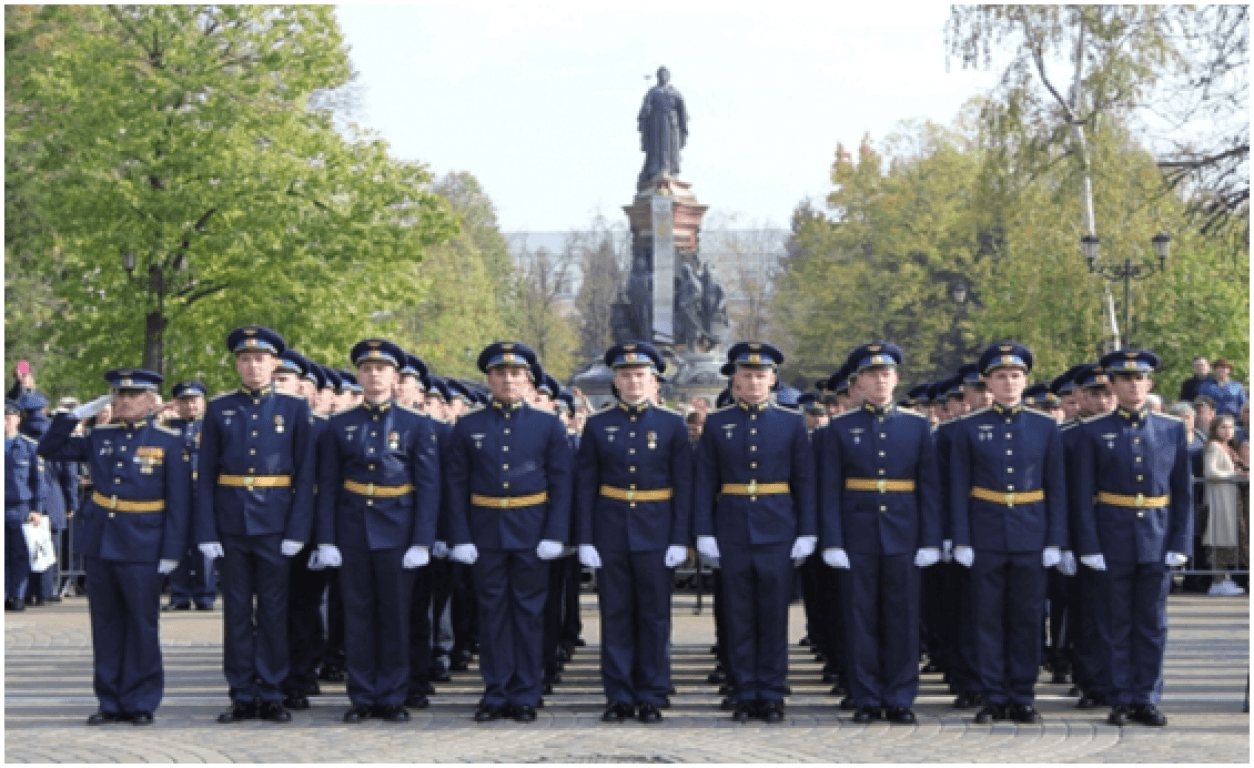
[
  {"xmin": 316, "ymin": 339, "xmax": 440, "ymax": 723},
  {"xmin": 163, "ymin": 380, "xmax": 214, "ymax": 612},
  {"xmin": 6, "ymin": 398, "xmax": 46, "ymax": 611},
  {"xmin": 446, "ymin": 342, "xmax": 573, "ymax": 723},
  {"xmin": 196, "ymin": 326, "xmax": 316, "ymax": 724},
  {"xmin": 694, "ymin": 342, "xmax": 816, "ymax": 723},
  {"xmin": 38, "ymin": 368, "xmax": 191, "ymax": 725},
  {"xmin": 817, "ymin": 343, "xmax": 940, "ymax": 724},
  {"xmin": 949, "ymin": 342, "xmax": 1066, "ymax": 725},
  {"xmin": 576, "ymin": 342, "xmax": 692, "ymax": 724},
  {"xmin": 1072, "ymin": 349, "xmax": 1192, "ymax": 727}
]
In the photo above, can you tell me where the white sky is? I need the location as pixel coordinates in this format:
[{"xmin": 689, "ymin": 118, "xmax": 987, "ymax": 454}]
[{"xmin": 334, "ymin": 2, "xmax": 1000, "ymax": 232}]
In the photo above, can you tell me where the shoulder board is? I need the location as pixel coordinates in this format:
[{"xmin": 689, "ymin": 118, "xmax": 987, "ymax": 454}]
[
  {"xmin": 1060, "ymin": 421, "xmax": 1079, "ymax": 432},
  {"xmin": 957, "ymin": 407, "xmax": 991, "ymax": 421},
  {"xmin": 585, "ymin": 408, "xmax": 616, "ymax": 424},
  {"xmin": 1023, "ymin": 409, "xmax": 1056, "ymax": 420},
  {"xmin": 209, "ymin": 391, "xmax": 234, "ymax": 403},
  {"xmin": 465, "ymin": 404, "xmax": 485, "ymax": 414},
  {"xmin": 1151, "ymin": 411, "xmax": 1184, "ymax": 424},
  {"xmin": 653, "ymin": 404, "xmax": 685, "ymax": 418},
  {"xmin": 1080, "ymin": 412, "xmax": 1111, "ymax": 424},
  {"xmin": 711, "ymin": 403, "xmax": 738, "ymax": 415},
  {"xmin": 19, "ymin": 434, "xmax": 38, "ymax": 445},
  {"xmin": 828, "ymin": 409, "xmax": 860, "ymax": 423},
  {"xmin": 277, "ymin": 391, "xmax": 305, "ymax": 400},
  {"xmin": 896, "ymin": 408, "xmax": 928, "ymax": 420},
  {"xmin": 770, "ymin": 404, "xmax": 804, "ymax": 417},
  {"xmin": 311, "ymin": 412, "xmax": 329, "ymax": 421},
  {"xmin": 93, "ymin": 423, "xmax": 123, "ymax": 430},
  {"xmin": 153, "ymin": 424, "xmax": 182, "ymax": 437},
  {"xmin": 394, "ymin": 403, "xmax": 425, "ymax": 417}
]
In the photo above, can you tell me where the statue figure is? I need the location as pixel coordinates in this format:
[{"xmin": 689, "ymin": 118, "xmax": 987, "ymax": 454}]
[
  {"xmin": 638, "ymin": 66, "xmax": 688, "ymax": 185},
  {"xmin": 674, "ymin": 263, "xmax": 704, "ymax": 349},
  {"xmin": 699, "ymin": 261, "xmax": 728, "ymax": 341},
  {"xmin": 626, "ymin": 256, "xmax": 653, "ymax": 341}
]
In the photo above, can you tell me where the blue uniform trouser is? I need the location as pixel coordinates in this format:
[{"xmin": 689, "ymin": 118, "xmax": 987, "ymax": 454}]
[
  {"xmin": 971, "ymin": 550, "xmax": 1046, "ymax": 706},
  {"xmin": 1046, "ymin": 569, "xmax": 1071, "ymax": 673},
  {"xmin": 562, "ymin": 557, "xmax": 583, "ymax": 644},
  {"xmin": 341, "ymin": 546, "xmax": 414, "ymax": 707},
  {"xmin": 1069, "ymin": 566, "xmax": 1103, "ymax": 697},
  {"xmin": 543, "ymin": 554, "xmax": 567, "ymax": 681},
  {"xmin": 169, "ymin": 544, "xmax": 216, "ymax": 607},
  {"xmin": 598, "ymin": 548, "xmax": 673, "ymax": 706},
  {"xmin": 920, "ymin": 559, "xmax": 948, "ymax": 671},
  {"xmin": 38, "ymin": 529, "xmax": 63, "ymax": 599},
  {"xmin": 220, "ymin": 534, "xmax": 290, "ymax": 704},
  {"xmin": 285, "ymin": 543, "xmax": 326, "ymax": 694},
  {"xmin": 721, "ymin": 542, "xmax": 791, "ymax": 703},
  {"xmin": 450, "ymin": 562, "xmax": 478, "ymax": 656},
  {"xmin": 5, "ymin": 514, "xmax": 31, "ymax": 601},
  {"xmin": 473, "ymin": 548, "xmax": 548, "ymax": 708},
  {"xmin": 407, "ymin": 556, "xmax": 434, "ymax": 696},
  {"xmin": 85, "ymin": 556, "xmax": 164, "ymax": 714},
  {"xmin": 943, "ymin": 561, "xmax": 980, "ymax": 695},
  {"xmin": 1094, "ymin": 561, "xmax": 1170, "ymax": 707},
  {"xmin": 842, "ymin": 551, "xmax": 920, "ymax": 708}
]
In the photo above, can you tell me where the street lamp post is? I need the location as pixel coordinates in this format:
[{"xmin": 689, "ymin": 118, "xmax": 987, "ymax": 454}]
[{"xmin": 1081, "ymin": 233, "xmax": 1171, "ymax": 348}]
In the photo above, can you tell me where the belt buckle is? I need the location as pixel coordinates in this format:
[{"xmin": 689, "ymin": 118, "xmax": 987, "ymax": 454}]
[
  {"xmin": 366, "ymin": 483, "xmax": 375, "ymax": 497},
  {"xmin": 1135, "ymin": 493, "xmax": 1144, "ymax": 508},
  {"xmin": 108, "ymin": 495, "xmax": 118, "ymax": 510},
  {"xmin": 876, "ymin": 479, "xmax": 886, "ymax": 493},
  {"xmin": 747, "ymin": 480, "xmax": 758, "ymax": 497},
  {"xmin": 500, "ymin": 498, "xmax": 509, "ymax": 509},
  {"xmin": 1005, "ymin": 492, "xmax": 1015, "ymax": 507},
  {"xmin": 244, "ymin": 476, "xmax": 253, "ymax": 489},
  {"xmin": 626, "ymin": 489, "xmax": 636, "ymax": 502}
]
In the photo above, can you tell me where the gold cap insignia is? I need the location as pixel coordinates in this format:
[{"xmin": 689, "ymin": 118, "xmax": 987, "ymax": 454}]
[
  {"xmin": 868, "ymin": 344, "xmax": 881, "ymax": 353},
  {"xmin": 501, "ymin": 343, "xmax": 514, "ymax": 351},
  {"xmin": 749, "ymin": 343, "xmax": 762, "ymax": 351},
  {"xmin": 999, "ymin": 344, "xmax": 1013, "ymax": 352},
  {"xmin": 623, "ymin": 343, "xmax": 636, "ymax": 352}
]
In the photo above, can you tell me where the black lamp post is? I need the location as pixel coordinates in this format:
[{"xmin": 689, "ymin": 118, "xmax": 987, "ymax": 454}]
[{"xmin": 1081, "ymin": 233, "xmax": 1171, "ymax": 347}]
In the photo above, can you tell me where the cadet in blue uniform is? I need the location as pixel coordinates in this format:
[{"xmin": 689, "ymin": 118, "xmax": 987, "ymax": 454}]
[
  {"xmin": 38, "ymin": 369, "xmax": 191, "ymax": 725},
  {"xmin": 196, "ymin": 326, "xmax": 316, "ymax": 724},
  {"xmin": 6, "ymin": 398, "xmax": 45, "ymax": 611},
  {"xmin": 950, "ymin": 342, "xmax": 1067, "ymax": 725},
  {"xmin": 555, "ymin": 387, "xmax": 586, "ymax": 661},
  {"xmin": 534, "ymin": 369, "xmax": 575, "ymax": 696},
  {"xmin": 1073, "ymin": 349, "xmax": 1192, "ymax": 727},
  {"xmin": 694, "ymin": 342, "xmax": 817, "ymax": 723},
  {"xmin": 1042, "ymin": 370, "xmax": 1079, "ymax": 685},
  {"xmin": 164, "ymin": 381, "xmax": 214, "ymax": 611},
  {"xmin": 577, "ymin": 342, "xmax": 692, "ymax": 724},
  {"xmin": 817, "ymin": 343, "xmax": 941, "ymax": 724},
  {"xmin": 316, "ymin": 339, "xmax": 440, "ymax": 723},
  {"xmin": 446, "ymin": 342, "xmax": 573, "ymax": 723}
]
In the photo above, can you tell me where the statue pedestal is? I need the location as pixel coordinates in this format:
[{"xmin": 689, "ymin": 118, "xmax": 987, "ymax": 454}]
[{"xmin": 665, "ymin": 350, "xmax": 727, "ymax": 406}]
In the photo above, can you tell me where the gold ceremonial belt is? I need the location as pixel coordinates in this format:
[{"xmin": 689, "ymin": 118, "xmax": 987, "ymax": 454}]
[
  {"xmin": 1097, "ymin": 491, "xmax": 1169, "ymax": 509},
  {"xmin": 344, "ymin": 480, "xmax": 414, "ymax": 498},
  {"xmin": 218, "ymin": 474, "xmax": 291, "ymax": 489},
  {"xmin": 721, "ymin": 481, "xmax": 790, "ymax": 496},
  {"xmin": 91, "ymin": 492, "xmax": 165, "ymax": 513},
  {"xmin": 970, "ymin": 486, "xmax": 1045, "ymax": 506},
  {"xmin": 600, "ymin": 485, "xmax": 674, "ymax": 503},
  {"xmin": 471, "ymin": 491, "xmax": 548, "ymax": 509},
  {"xmin": 845, "ymin": 478, "xmax": 916, "ymax": 493}
]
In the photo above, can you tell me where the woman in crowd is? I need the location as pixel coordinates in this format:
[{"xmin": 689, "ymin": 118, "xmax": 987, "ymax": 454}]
[{"xmin": 1203, "ymin": 415, "xmax": 1248, "ymax": 595}]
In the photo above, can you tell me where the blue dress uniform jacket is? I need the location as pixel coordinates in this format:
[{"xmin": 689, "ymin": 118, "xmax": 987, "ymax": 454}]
[
  {"xmin": 37, "ymin": 413, "xmax": 191, "ymax": 716},
  {"xmin": 6, "ymin": 433, "xmax": 46, "ymax": 602},
  {"xmin": 165, "ymin": 417, "xmax": 215, "ymax": 607},
  {"xmin": 1061, "ymin": 417, "xmax": 1105, "ymax": 701},
  {"xmin": 194, "ymin": 387, "xmax": 315, "ymax": 545}
]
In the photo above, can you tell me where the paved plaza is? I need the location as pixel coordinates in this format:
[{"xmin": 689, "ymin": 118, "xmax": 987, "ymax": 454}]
[{"xmin": 4, "ymin": 590, "xmax": 1249, "ymax": 763}]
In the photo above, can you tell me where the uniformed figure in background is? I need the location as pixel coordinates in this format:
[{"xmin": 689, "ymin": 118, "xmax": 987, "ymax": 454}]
[
  {"xmin": 577, "ymin": 342, "xmax": 692, "ymax": 724},
  {"xmin": 163, "ymin": 380, "xmax": 213, "ymax": 612},
  {"xmin": 534, "ymin": 369, "xmax": 576, "ymax": 698},
  {"xmin": 446, "ymin": 342, "xmax": 573, "ymax": 723},
  {"xmin": 950, "ymin": 342, "xmax": 1067, "ymax": 725},
  {"xmin": 6, "ymin": 398, "xmax": 45, "ymax": 611},
  {"xmin": 1072, "ymin": 349, "xmax": 1192, "ymax": 728},
  {"xmin": 38, "ymin": 368, "xmax": 190, "ymax": 725},
  {"xmin": 196, "ymin": 326, "xmax": 316, "ymax": 724},
  {"xmin": 817, "ymin": 343, "xmax": 940, "ymax": 725},
  {"xmin": 694, "ymin": 342, "xmax": 816, "ymax": 723}
]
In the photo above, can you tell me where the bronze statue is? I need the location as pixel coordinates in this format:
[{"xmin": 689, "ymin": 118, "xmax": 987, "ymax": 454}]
[{"xmin": 638, "ymin": 67, "xmax": 688, "ymax": 185}]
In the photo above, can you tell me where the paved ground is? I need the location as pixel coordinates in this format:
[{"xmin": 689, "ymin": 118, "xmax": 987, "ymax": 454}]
[{"xmin": 5, "ymin": 591, "xmax": 1249, "ymax": 763}]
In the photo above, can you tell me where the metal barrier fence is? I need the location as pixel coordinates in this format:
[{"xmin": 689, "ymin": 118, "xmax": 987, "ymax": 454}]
[{"xmin": 1175, "ymin": 475, "xmax": 1248, "ymax": 578}]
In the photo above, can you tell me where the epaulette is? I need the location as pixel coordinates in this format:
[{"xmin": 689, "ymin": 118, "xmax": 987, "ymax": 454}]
[
  {"xmin": 585, "ymin": 408, "xmax": 615, "ymax": 424},
  {"xmin": 153, "ymin": 424, "xmax": 182, "ymax": 437},
  {"xmin": 395, "ymin": 403, "xmax": 424, "ymax": 417},
  {"xmin": 711, "ymin": 403, "xmax": 738, "ymax": 415},
  {"xmin": 1080, "ymin": 412, "xmax": 1112, "ymax": 424},
  {"xmin": 93, "ymin": 423, "xmax": 123, "ymax": 430},
  {"xmin": 1060, "ymin": 420, "xmax": 1079, "ymax": 432},
  {"xmin": 654, "ymin": 404, "xmax": 685, "ymax": 418},
  {"xmin": 18, "ymin": 433, "xmax": 38, "ymax": 445},
  {"xmin": 827, "ymin": 409, "xmax": 860, "ymax": 423},
  {"xmin": 311, "ymin": 412, "xmax": 328, "ymax": 421},
  {"xmin": 896, "ymin": 408, "xmax": 929, "ymax": 420},
  {"xmin": 1023, "ymin": 409, "xmax": 1056, "ymax": 420},
  {"xmin": 957, "ymin": 407, "xmax": 991, "ymax": 421},
  {"xmin": 769, "ymin": 403, "xmax": 805, "ymax": 417},
  {"xmin": 277, "ymin": 391, "xmax": 306, "ymax": 401},
  {"xmin": 1151, "ymin": 411, "xmax": 1184, "ymax": 424},
  {"xmin": 466, "ymin": 403, "xmax": 485, "ymax": 414},
  {"xmin": 209, "ymin": 391, "xmax": 234, "ymax": 402}
]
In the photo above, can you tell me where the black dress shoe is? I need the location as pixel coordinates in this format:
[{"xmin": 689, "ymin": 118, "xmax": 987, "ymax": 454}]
[
  {"xmin": 731, "ymin": 703, "xmax": 756, "ymax": 723},
  {"xmin": 1130, "ymin": 704, "xmax": 1167, "ymax": 727},
  {"xmin": 1009, "ymin": 704, "xmax": 1042, "ymax": 724},
  {"xmin": 1077, "ymin": 693, "xmax": 1107, "ymax": 709},
  {"xmin": 343, "ymin": 706, "xmax": 372, "ymax": 723},
  {"xmin": 761, "ymin": 699, "xmax": 785, "ymax": 723},
  {"xmin": 720, "ymin": 697, "xmax": 736, "ymax": 711},
  {"xmin": 195, "ymin": 602, "xmax": 214, "ymax": 611},
  {"xmin": 1107, "ymin": 705, "xmax": 1130, "ymax": 726},
  {"xmin": 5, "ymin": 598, "xmax": 25, "ymax": 611},
  {"xmin": 163, "ymin": 602, "xmax": 191, "ymax": 612},
  {"xmin": 920, "ymin": 661, "xmax": 940, "ymax": 674},
  {"xmin": 474, "ymin": 705, "xmax": 504, "ymax": 722},
  {"xmin": 829, "ymin": 683, "xmax": 847, "ymax": 696},
  {"xmin": 839, "ymin": 696, "xmax": 857, "ymax": 710},
  {"xmin": 283, "ymin": 691, "xmax": 310, "ymax": 710},
  {"xmin": 449, "ymin": 654, "xmax": 471, "ymax": 672},
  {"xmin": 782, "ymin": 685, "xmax": 792, "ymax": 695},
  {"xmin": 886, "ymin": 706, "xmax": 916, "ymax": 724},
  {"xmin": 404, "ymin": 693, "xmax": 430, "ymax": 709},
  {"xmin": 377, "ymin": 705, "xmax": 410, "ymax": 722},
  {"xmin": 513, "ymin": 705, "xmax": 537, "ymax": 723},
  {"xmin": 318, "ymin": 666, "xmax": 346, "ymax": 683},
  {"xmin": 637, "ymin": 703, "xmax": 663, "ymax": 723},
  {"xmin": 953, "ymin": 692, "xmax": 982, "ymax": 709},
  {"xmin": 130, "ymin": 711, "xmax": 154, "ymax": 726},
  {"xmin": 46, "ymin": 595, "xmax": 62, "ymax": 603},
  {"xmin": 852, "ymin": 706, "xmax": 881, "ymax": 724},
  {"xmin": 543, "ymin": 682, "xmax": 554, "ymax": 695},
  {"xmin": 87, "ymin": 710, "xmax": 129, "ymax": 725},
  {"xmin": 718, "ymin": 685, "xmax": 731, "ymax": 696},
  {"xmin": 974, "ymin": 704, "xmax": 1004, "ymax": 724},
  {"xmin": 307, "ymin": 681, "xmax": 322, "ymax": 696},
  {"xmin": 430, "ymin": 667, "xmax": 451, "ymax": 683},
  {"xmin": 601, "ymin": 702, "xmax": 634, "ymax": 722},
  {"xmin": 800, "ymin": 635, "xmax": 811, "ymax": 646},
  {"xmin": 573, "ymin": 638, "xmax": 586, "ymax": 647},
  {"xmin": 258, "ymin": 702, "xmax": 291, "ymax": 722},
  {"xmin": 1051, "ymin": 669, "xmax": 1069, "ymax": 684},
  {"xmin": 556, "ymin": 647, "xmax": 571, "ymax": 663},
  {"xmin": 822, "ymin": 670, "xmax": 838, "ymax": 683},
  {"xmin": 707, "ymin": 669, "xmax": 727, "ymax": 684},
  {"xmin": 658, "ymin": 696, "xmax": 671, "ymax": 709},
  {"xmin": 710, "ymin": 644, "xmax": 720, "ymax": 654},
  {"xmin": 217, "ymin": 701, "xmax": 257, "ymax": 723}
]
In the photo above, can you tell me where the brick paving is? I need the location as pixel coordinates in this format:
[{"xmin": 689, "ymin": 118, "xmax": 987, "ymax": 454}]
[{"xmin": 4, "ymin": 591, "xmax": 1248, "ymax": 762}]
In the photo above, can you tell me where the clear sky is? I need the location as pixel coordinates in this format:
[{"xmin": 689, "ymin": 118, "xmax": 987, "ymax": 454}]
[{"xmin": 334, "ymin": 2, "xmax": 999, "ymax": 232}]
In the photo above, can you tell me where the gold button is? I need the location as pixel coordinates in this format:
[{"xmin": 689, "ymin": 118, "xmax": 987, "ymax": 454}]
[
  {"xmin": 878, "ymin": 469, "xmax": 886, "ymax": 475},
  {"xmin": 1137, "ymin": 475, "xmax": 1143, "ymax": 481},
  {"xmin": 504, "ymin": 429, "xmax": 511, "ymax": 435},
  {"xmin": 750, "ymin": 445, "xmax": 757, "ymax": 452},
  {"xmin": 503, "ymin": 482, "xmax": 510, "ymax": 489},
  {"xmin": 1006, "ymin": 450, "xmax": 1013, "ymax": 456},
  {"xmin": 1007, "ymin": 467, "xmax": 1014, "ymax": 473},
  {"xmin": 629, "ymin": 466, "xmax": 637, "ymax": 473},
  {"xmin": 878, "ymin": 451, "xmax": 885, "ymax": 457},
  {"xmin": 503, "ymin": 446, "xmax": 510, "ymax": 452},
  {"xmin": 502, "ymin": 464, "xmax": 509, "ymax": 470},
  {"xmin": 249, "ymin": 449, "xmax": 256, "ymax": 456},
  {"xmin": 750, "ymin": 462, "xmax": 758, "ymax": 469},
  {"xmin": 629, "ymin": 449, "xmax": 636, "ymax": 454}
]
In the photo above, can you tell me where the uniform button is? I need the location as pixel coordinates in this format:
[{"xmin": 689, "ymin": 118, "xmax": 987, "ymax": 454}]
[
  {"xmin": 502, "ymin": 464, "xmax": 509, "ymax": 470},
  {"xmin": 1133, "ymin": 438, "xmax": 1140, "ymax": 445},
  {"xmin": 880, "ymin": 433, "xmax": 886, "ymax": 439},
  {"xmin": 1007, "ymin": 467, "xmax": 1015, "ymax": 473},
  {"xmin": 630, "ymin": 502, "xmax": 637, "ymax": 508},
  {"xmin": 878, "ymin": 417, "xmax": 885, "ymax": 423},
  {"xmin": 629, "ymin": 448, "xmax": 636, "ymax": 454},
  {"xmin": 373, "ymin": 415, "xmax": 379, "ymax": 422},
  {"xmin": 370, "ymin": 431, "xmax": 377, "ymax": 437},
  {"xmin": 751, "ymin": 415, "xmax": 757, "ymax": 421},
  {"xmin": 750, "ymin": 429, "xmax": 758, "ymax": 435},
  {"xmin": 366, "ymin": 499, "xmax": 373, "ymax": 506},
  {"xmin": 502, "ymin": 446, "xmax": 510, "ymax": 452},
  {"xmin": 629, "ymin": 432, "xmax": 635, "ymax": 438},
  {"xmin": 629, "ymin": 466, "xmax": 637, "ymax": 473},
  {"xmin": 252, "ymin": 414, "xmax": 258, "ymax": 420},
  {"xmin": 1135, "ymin": 456, "xmax": 1143, "ymax": 463},
  {"xmin": 629, "ymin": 484, "xmax": 637, "ymax": 490},
  {"xmin": 249, "ymin": 449, "xmax": 256, "ymax": 455},
  {"xmin": 877, "ymin": 451, "xmax": 885, "ymax": 457},
  {"xmin": 1006, "ymin": 450, "xmax": 1013, "ymax": 456},
  {"xmin": 880, "ymin": 506, "xmax": 887, "ymax": 512},
  {"xmin": 750, "ymin": 445, "xmax": 757, "ymax": 452},
  {"xmin": 750, "ymin": 462, "xmax": 758, "ymax": 469},
  {"xmin": 1137, "ymin": 475, "xmax": 1143, "ymax": 481},
  {"xmin": 1005, "ymin": 419, "xmax": 1012, "ymax": 425},
  {"xmin": 1005, "ymin": 433, "xmax": 1013, "ymax": 439},
  {"xmin": 254, "ymin": 400, "xmax": 260, "ymax": 406},
  {"xmin": 1137, "ymin": 511, "xmax": 1144, "ymax": 518},
  {"xmin": 503, "ymin": 482, "xmax": 510, "ymax": 489},
  {"xmin": 504, "ymin": 429, "xmax": 511, "ymax": 435},
  {"xmin": 116, "ymin": 462, "xmax": 124, "ymax": 469},
  {"xmin": 631, "ymin": 416, "xmax": 637, "ymax": 422},
  {"xmin": 114, "ymin": 477, "xmax": 121, "ymax": 484},
  {"xmin": 252, "ymin": 430, "xmax": 259, "ymax": 437},
  {"xmin": 1007, "ymin": 484, "xmax": 1015, "ymax": 490},
  {"xmin": 369, "ymin": 464, "xmax": 376, "ymax": 471},
  {"xmin": 367, "ymin": 448, "xmax": 374, "ymax": 453},
  {"xmin": 119, "ymin": 446, "xmax": 127, "ymax": 452},
  {"xmin": 109, "ymin": 512, "xmax": 116, "ymax": 518},
  {"xmin": 249, "ymin": 467, "xmax": 256, "ymax": 474},
  {"xmin": 878, "ymin": 469, "xmax": 886, "ymax": 476}
]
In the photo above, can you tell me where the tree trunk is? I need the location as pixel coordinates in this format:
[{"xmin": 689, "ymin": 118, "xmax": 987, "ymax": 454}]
[{"xmin": 143, "ymin": 310, "xmax": 166, "ymax": 374}]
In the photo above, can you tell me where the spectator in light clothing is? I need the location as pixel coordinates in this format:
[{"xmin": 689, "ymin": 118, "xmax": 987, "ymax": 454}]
[
  {"xmin": 1202, "ymin": 415, "xmax": 1247, "ymax": 595},
  {"xmin": 1199, "ymin": 359, "xmax": 1247, "ymax": 417},
  {"xmin": 1178, "ymin": 357, "xmax": 1212, "ymax": 404},
  {"xmin": 1194, "ymin": 396, "xmax": 1217, "ymax": 436}
]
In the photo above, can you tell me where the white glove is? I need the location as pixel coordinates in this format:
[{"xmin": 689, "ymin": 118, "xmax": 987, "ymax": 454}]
[
  {"xmin": 536, "ymin": 540, "xmax": 563, "ymax": 560},
  {"xmin": 431, "ymin": 541, "xmax": 449, "ymax": 559},
  {"xmin": 317, "ymin": 543, "xmax": 343, "ymax": 568},
  {"xmin": 1058, "ymin": 550, "xmax": 1077, "ymax": 576},
  {"xmin": 664, "ymin": 545, "xmax": 688, "ymax": 568},
  {"xmin": 823, "ymin": 547, "xmax": 851, "ymax": 569},
  {"xmin": 72, "ymin": 394, "xmax": 113, "ymax": 420},
  {"xmin": 1042, "ymin": 546, "xmax": 1061, "ymax": 569},
  {"xmin": 307, "ymin": 550, "xmax": 324, "ymax": 570},
  {"xmin": 280, "ymin": 540, "xmax": 303, "ymax": 557},
  {"xmin": 402, "ymin": 545, "xmax": 429, "ymax": 569},
  {"xmin": 954, "ymin": 546, "xmax": 975, "ymax": 568},
  {"xmin": 696, "ymin": 535, "xmax": 721, "ymax": 561},
  {"xmin": 1165, "ymin": 551, "xmax": 1188, "ymax": 567},
  {"xmin": 199, "ymin": 542, "xmax": 224, "ymax": 560},
  {"xmin": 941, "ymin": 539, "xmax": 954, "ymax": 563},
  {"xmin": 450, "ymin": 543, "xmax": 479, "ymax": 565},
  {"xmin": 914, "ymin": 548, "xmax": 941, "ymax": 568},
  {"xmin": 158, "ymin": 559, "xmax": 179, "ymax": 575},
  {"xmin": 1080, "ymin": 553, "xmax": 1107, "ymax": 571},
  {"xmin": 579, "ymin": 544, "xmax": 602, "ymax": 568},
  {"xmin": 791, "ymin": 535, "xmax": 817, "ymax": 560}
]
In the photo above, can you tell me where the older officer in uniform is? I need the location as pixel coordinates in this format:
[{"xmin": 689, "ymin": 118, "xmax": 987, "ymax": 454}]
[
  {"xmin": 577, "ymin": 342, "xmax": 692, "ymax": 724},
  {"xmin": 950, "ymin": 342, "xmax": 1066, "ymax": 725},
  {"xmin": 6, "ymin": 398, "xmax": 45, "ymax": 611},
  {"xmin": 446, "ymin": 342, "xmax": 572, "ymax": 723},
  {"xmin": 694, "ymin": 342, "xmax": 816, "ymax": 723},
  {"xmin": 196, "ymin": 326, "xmax": 316, "ymax": 724},
  {"xmin": 818, "ymin": 343, "xmax": 940, "ymax": 724},
  {"xmin": 316, "ymin": 339, "xmax": 440, "ymax": 723},
  {"xmin": 164, "ymin": 381, "xmax": 214, "ymax": 612},
  {"xmin": 39, "ymin": 369, "xmax": 191, "ymax": 725},
  {"xmin": 1073, "ymin": 349, "xmax": 1192, "ymax": 727}
]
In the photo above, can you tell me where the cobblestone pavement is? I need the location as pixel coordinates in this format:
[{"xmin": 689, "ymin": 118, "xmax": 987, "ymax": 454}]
[{"xmin": 5, "ymin": 590, "xmax": 1248, "ymax": 763}]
